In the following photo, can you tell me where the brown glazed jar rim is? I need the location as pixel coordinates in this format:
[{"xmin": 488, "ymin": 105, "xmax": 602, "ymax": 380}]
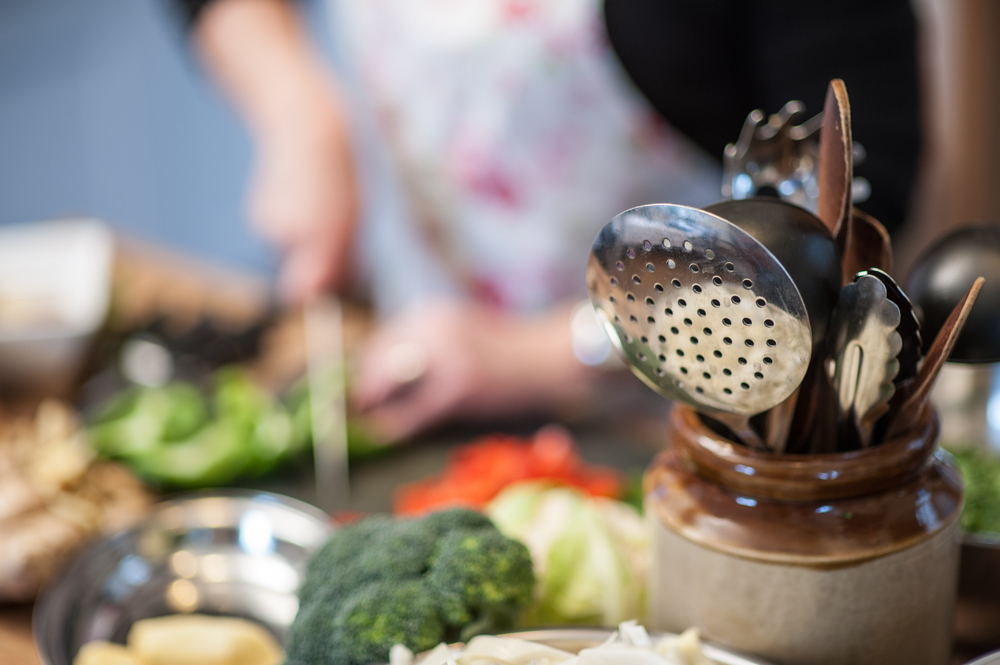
[{"xmin": 671, "ymin": 404, "xmax": 940, "ymax": 502}]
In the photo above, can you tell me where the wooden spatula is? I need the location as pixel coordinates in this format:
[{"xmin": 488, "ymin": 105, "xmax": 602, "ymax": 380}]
[{"xmin": 884, "ymin": 277, "xmax": 985, "ymax": 440}]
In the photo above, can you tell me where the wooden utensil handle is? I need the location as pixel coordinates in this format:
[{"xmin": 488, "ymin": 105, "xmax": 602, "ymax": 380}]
[{"xmin": 884, "ymin": 277, "xmax": 984, "ymax": 440}]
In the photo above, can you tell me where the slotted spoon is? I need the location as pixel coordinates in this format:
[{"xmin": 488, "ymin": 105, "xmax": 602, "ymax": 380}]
[{"xmin": 587, "ymin": 204, "xmax": 813, "ymax": 449}]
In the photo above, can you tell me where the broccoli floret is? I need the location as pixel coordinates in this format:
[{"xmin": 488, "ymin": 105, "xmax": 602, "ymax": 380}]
[
  {"xmin": 300, "ymin": 516, "xmax": 392, "ymax": 600},
  {"xmin": 286, "ymin": 580, "xmax": 443, "ymax": 665},
  {"xmin": 426, "ymin": 527, "xmax": 534, "ymax": 635},
  {"xmin": 331, "ymin": 580, "xmax": 444, "ymax": 665},
  {"xmin": 421, "ymin": 508, "xmax": 496, "ymax": 537},
  {"xmin": 298, "ymin": 516, "xmax": 436, "ymax": 607},
  {"xmin": 286, "ymin": 509, "xmax": 535, "ymax": 665},
  {"xmin": 284, "ymin": 591, "xmax": 340, "ymax": 665}
]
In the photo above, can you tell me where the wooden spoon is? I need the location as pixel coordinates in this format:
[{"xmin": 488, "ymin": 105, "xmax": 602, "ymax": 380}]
[
  {"xmin": 884, "ymin": 277, "xmax": 985, "ymax": 440},
  {"xmin": 785, "ymin": 80, "xmax": 855, "ymax": 452},
  {"xmin": 817, "ymin": 79, "xmax": 853, "ymax": 243},
  {"xmin": 841, "ymin": 209, "xmax": 893, "ymax": 285}
]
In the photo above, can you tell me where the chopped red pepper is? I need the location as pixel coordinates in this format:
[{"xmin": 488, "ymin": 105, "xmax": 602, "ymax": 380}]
[{"xmin": 393, "ymin": 426, "xmax": 622, "ymax": 515}]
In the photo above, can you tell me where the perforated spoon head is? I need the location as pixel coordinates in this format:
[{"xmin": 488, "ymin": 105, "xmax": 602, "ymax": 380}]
[{"xmin": 587, "ymin": 204, "xmax": 812, "ymax": 419}]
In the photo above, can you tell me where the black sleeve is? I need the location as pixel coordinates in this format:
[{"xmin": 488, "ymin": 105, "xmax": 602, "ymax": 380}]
[
  {"xmin": 170, "ymin": 0, "xmax": 296, "ymax": 27},
  {"xmin": 603, "ymin": 0, "xmax": 922, "ymax": 233},
  {"xmin": 172, "ymin": 0, "xmax": 218, "ymax": 27}
]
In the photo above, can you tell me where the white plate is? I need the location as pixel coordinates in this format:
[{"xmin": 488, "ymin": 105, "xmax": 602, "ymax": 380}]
[{"xmin": 414, "ymin": 628, "xmax": 776, "ymax": 665}]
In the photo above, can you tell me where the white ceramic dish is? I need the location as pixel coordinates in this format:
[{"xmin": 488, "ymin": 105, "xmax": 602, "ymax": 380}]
[{"xmin": 0, "ymin": 218, "xmax": 114, "ymax": 393}]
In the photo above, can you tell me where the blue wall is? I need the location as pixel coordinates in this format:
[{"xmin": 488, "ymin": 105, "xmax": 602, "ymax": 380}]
[{"xmin": 0, "ymin": 0, "xmax": 278, "ymax": 273}]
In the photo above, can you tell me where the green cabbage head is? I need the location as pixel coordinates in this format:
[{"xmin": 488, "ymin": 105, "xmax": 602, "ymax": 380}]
[{"xmin": 487, "ymin": 482, "xmax": 649, "ymax": 626}]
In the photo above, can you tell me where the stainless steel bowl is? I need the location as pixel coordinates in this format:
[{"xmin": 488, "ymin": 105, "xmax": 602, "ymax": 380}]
[
  {"xmin": 416, "ymin": 629, "xmax": 776, "ymax": 665},
  {"xmin": 932, "ymin": 363, "xmax": 1000, "ymax": 649},
  {"xmin": 33, "ymin": 489, "xmax": 332, "ymax": 665},
  {"xmin": 933, "ymin": 363, "xmax": 1000, "ymax": 454}
]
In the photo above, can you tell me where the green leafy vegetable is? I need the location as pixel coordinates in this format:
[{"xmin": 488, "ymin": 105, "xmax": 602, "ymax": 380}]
[
  {"xmin": 87, "ymin": 364, "xmax": 388, "ymax": 488},
  {"xmin": 487, "ymin": 482, "xmax": 649, "ymax": 627},
  {"xmin": 88, "ymin": 367, "xmax": 308, "ymax": 488},
  {"xmin": 947, "ymin": 447, "xmax": 1000, "ymax": 533}
]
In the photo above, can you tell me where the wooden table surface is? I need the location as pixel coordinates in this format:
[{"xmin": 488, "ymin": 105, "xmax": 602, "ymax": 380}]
[{"xmin": 0, "ymin": 605, "xmax": 38, "ymax": 665}]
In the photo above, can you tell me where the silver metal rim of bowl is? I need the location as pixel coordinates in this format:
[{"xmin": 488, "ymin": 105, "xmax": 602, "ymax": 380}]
[
  {"xmin": 965, "ymin": 650, "xmax": 1000, "ymax": 665},
  {"xmin": 32, "ymin": 488, "xmax": 332, "ymax": 665},
  {"xmin": 410, "ymin": 628, "xmax": 778, "ymax": 665}
]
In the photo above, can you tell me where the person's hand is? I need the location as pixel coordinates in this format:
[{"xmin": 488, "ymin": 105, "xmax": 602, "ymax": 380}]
[
  {"xmin": 248, "ymin": 97, "xmax": 358, "ymax": 301},
  {"xmin": 351, "ymin": 300, "xmax": 601, "ymax": 443},
  {"xmin": 193, "ymin": 0, "xmax": 359, "ymax": 302}
]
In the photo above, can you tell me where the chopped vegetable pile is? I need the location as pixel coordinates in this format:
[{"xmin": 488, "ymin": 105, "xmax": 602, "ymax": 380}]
[
  {"xmin": 391, "ymin": 620, "xmax": 712, "ymax": 665},
  {"xmin": 394, "ymin": 427, "xmax": 622, "ymax": 515},
  {"xmin": 285, "ymin": 509, "xmax": 535, "ymax": 665},
  {"xmin": 87, "ymin": 367, "xmax": 311, "ymax": 488},
  {"xmin": 74, "ymin": 614, "xmax": 282, "ymax": 665}
]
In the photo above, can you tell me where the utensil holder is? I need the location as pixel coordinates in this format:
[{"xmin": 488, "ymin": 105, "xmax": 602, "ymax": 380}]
[{"xmin": 646, "ymin": 404, "xmax": 962, "ymax": 665}]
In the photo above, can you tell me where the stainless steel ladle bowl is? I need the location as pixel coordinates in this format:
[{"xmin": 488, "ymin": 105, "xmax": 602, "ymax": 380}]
[{"xmin": 587, "ymin": 204, "xmax": 814, "ymax": 447}]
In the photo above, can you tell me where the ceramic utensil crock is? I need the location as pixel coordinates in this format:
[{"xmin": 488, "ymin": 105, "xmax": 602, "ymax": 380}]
[{"xmin": 647, "ymin": 405, "xmax": 962, "ymax": 665}]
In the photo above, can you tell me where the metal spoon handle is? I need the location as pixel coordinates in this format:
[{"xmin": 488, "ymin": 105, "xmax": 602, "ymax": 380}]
[
  {"xmin": 764, "ymin": 388, "xmax": 798, "ymax": 453},
  {"xmin": 712, "ymin": 412, "xmax": 768, "ymax": 451}
]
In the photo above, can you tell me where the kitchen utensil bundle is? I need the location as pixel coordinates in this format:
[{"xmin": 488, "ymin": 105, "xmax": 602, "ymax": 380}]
[
  {"xmin": 721, "ymin": 101, "xmax": 821, "ymax": 209},
  {"xmin": 588, "ymin": 80, "xmax": 986, "ymax": 453},
  {"xmin": 721, "ymin": 80, "xmax": 870, "ymax": 218}
]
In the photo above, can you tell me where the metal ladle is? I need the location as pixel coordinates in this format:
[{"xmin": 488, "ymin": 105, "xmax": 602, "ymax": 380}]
[
  {"xmin": 704, "ymin": 198, "xmax": 842, "ymax": 348},
  {"xmin": 906, "ymin": 225, "xmax": 1000, "ymax": 362},
  {"xmin": 587, "ymin": 204, "xmax": 814, "ymax": 449},
  {"xmin": 903, "ymin": 226, "xmax": 999, "ymax": 450},
  {"xmin": 704, "ymin": 198, "xmax": 843, "ymax": 451}
]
